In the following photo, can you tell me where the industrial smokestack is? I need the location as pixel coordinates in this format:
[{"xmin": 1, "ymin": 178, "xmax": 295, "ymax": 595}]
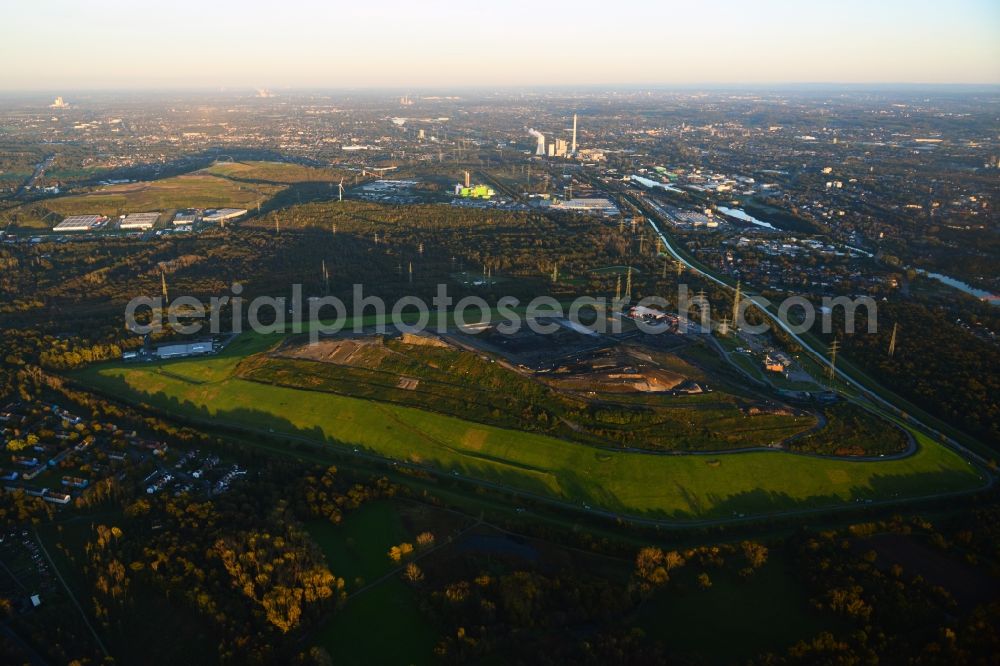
[
  {"xmin": 571, "ymin": 114, "xmax": 577, "ymax": 154},
  {"xmin": 528, "ymin": 128, "xmax": 546, "ymax": 156}
]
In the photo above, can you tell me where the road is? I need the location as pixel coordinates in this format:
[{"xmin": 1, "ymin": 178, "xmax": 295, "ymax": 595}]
[
  {"xmin": 617, "ymin": 187, "xmax": 994, "ymax": 472},
  {"xmin": 15, "ymin": 155, "xmax": 55, "ymax": 198}
]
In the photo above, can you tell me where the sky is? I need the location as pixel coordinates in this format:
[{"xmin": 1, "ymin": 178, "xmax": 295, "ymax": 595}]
[{"xmin": 2, "ymin": 0, "xmax": 998, "ymax": 90}]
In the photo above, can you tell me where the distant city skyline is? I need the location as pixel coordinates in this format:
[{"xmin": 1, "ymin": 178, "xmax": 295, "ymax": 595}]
[{"xmin": 2, "ymin": 0, "xmax": 998, "ymax": 90}]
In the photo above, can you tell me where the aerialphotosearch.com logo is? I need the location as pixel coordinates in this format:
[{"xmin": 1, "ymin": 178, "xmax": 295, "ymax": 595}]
[{"xmin": 124, "ymin": 282, "xmax": 878, "ymax": 342}]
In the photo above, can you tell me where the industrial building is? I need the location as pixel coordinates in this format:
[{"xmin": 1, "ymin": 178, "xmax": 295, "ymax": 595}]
[
  {"xmin": 53, "ymin": 214, "xmax": 106, "ymax": 232},
  {"xmin": 119, "ymin": 212, "xmax": 160, "ymax": 230},
  {"xmin": 673, "ymin": 210, "xmax": 719, "ymax": 228},
  {"xmin": 156, "ymin": 341, "xmax": 213, "ymax": 359},
  {"xmin": 548, "ymin": 197, "xmax": 619, "ymax": 216},
  {"xmin": 172, "ymin": 212, "xmax": 198, "ymax": 225},
  {"xmin": 454, "ymin": 184, "xmax": 495, "ymax": 199},
  {"xmin": 202, "ymin": 208, "xmax": 247, "ymax": 223},
  {"xmin": 574, "ymin": 148, "xmax": 606, "ymax": 162}
]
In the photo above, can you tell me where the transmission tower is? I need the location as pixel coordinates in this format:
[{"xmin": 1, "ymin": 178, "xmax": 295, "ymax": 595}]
[
  {"xmin": 719, "ymin": 316, "xmax": 730, "ymax": 336},
  {"xmin": 828, "ymin": 340, "xmax": 840, "ymax": 382}
]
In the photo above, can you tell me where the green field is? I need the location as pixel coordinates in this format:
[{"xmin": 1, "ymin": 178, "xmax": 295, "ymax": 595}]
[
  {"xmin": 8, "ymin": 165, "xmax": 290, "ymax": 229},
  {"xmin": 73, "ymin": 331, "xmax": 987, "ymax": 522},
  {"xmin": 307, "ymin": 501, "xmax": 437, "ymax": 665},
  {"xmin": 203, "ymin": 160, "xmax": 347, "ymax": 184}
]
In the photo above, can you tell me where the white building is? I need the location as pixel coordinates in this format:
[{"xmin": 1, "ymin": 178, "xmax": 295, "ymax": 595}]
[
  {"xmin": 120, "ymin": 212, "xmax": 160, "ymax": 230},
  {"xmin": 156, "ymin": 342, "xmax": 213, "ymax": 359},
  {"xmin": 53, "ymin": 215, "xmax": 105, "ymax": 232},
  {"xmin": 549, "ymin": 198, "xmax": 619, "ymax": 216},
  {"xmin": 202, "ymin": 208, "xmax": 247, "ymax": 223}
]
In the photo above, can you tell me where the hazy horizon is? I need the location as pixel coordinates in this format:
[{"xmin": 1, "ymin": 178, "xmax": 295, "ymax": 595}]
[{"xmin": 3, "ymin": 0, "xmax": 998, "ymax": 91}]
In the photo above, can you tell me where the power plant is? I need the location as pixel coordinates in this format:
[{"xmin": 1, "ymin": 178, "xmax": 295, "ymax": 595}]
[
  {"xmin": 529, "ymin": 114, "xmax": 580, "ymax": 158},
  {"xmin": 528, "ymin": 128, "xmax": 546, "ymax": 156}
]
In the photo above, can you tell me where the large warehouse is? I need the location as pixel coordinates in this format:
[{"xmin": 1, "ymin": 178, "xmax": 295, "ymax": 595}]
[
  {"xmin": 548, "ymin": 198, "xmax": 619, "ymax": 217},
  {"xmin": 119, "ymin": 212, "xmax": 160, "ymax": 230},
  {"xmin": 53, "ymin": 214, "xmax": 106, "ymax": 232},
  {"xmin": 156, "ymin": 342, "xmax": 213, "ymax": 359},
  {"xmin": 202, "ymin": 208, "xmax": 247, "ymax": 223}
]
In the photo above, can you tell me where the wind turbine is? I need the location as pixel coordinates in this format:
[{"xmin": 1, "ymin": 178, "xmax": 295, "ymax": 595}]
[{"xmin": 338, "ymin": 178, "xmax": 344, "ymax": 202}]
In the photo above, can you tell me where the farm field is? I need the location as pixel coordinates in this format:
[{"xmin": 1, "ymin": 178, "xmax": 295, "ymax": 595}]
[{"xmin": 73, "ymin": 334, "xmax": 986, "ymax": 522}]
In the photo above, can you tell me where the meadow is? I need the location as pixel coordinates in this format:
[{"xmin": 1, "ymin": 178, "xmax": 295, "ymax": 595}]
[
  {"xmin": 203, "ymin": 160, "xmax": 348, "ymax": 184},
  {"xmin": 306, "ymin": 501, "xmax": 437, "ymax": 665}
]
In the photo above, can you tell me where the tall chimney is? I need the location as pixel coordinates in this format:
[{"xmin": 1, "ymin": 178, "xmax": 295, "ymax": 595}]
[{"xmin": 571, "ymin": 113, "xmax": 577, "ymax": 154}]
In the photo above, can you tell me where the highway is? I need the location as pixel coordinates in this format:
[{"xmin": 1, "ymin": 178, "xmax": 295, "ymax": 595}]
[
  {"xmin": 14, "ymin": 155, "xmax": 55, "ymax": 198},
  {"xmin": 617, "ymin": 186, "xmax": 994, "ymax": 472}
]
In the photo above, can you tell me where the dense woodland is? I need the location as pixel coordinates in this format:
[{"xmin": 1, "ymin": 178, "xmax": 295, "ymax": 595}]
[{"xmin": 832, "ymin": 299, "xmax": 1000, "ymax": 447}]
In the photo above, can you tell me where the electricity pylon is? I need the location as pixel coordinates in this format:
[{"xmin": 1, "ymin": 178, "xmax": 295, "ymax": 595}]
[{"xmin": 828, "ymin": 340, "xmax": 840, "ymax": 383}]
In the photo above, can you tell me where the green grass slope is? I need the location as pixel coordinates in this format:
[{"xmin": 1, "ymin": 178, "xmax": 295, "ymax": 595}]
[{"xmin": 73, "ymin": 336, "xmax": 986, "ymax": 522}]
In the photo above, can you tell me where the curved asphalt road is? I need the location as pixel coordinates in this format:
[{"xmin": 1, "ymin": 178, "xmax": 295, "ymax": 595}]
[{"xmin": 624, "ymin": 189, "xmax": 994, "ymax": 472}]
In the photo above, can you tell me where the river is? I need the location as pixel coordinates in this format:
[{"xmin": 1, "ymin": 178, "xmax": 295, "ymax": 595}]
[
  {"xmin": 916, "ymin": 269, "xmax": 998, "ymax": 305},
  {"xmin": 715, "ymin": 206, "xmax": 777, "ymax": 230}
]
